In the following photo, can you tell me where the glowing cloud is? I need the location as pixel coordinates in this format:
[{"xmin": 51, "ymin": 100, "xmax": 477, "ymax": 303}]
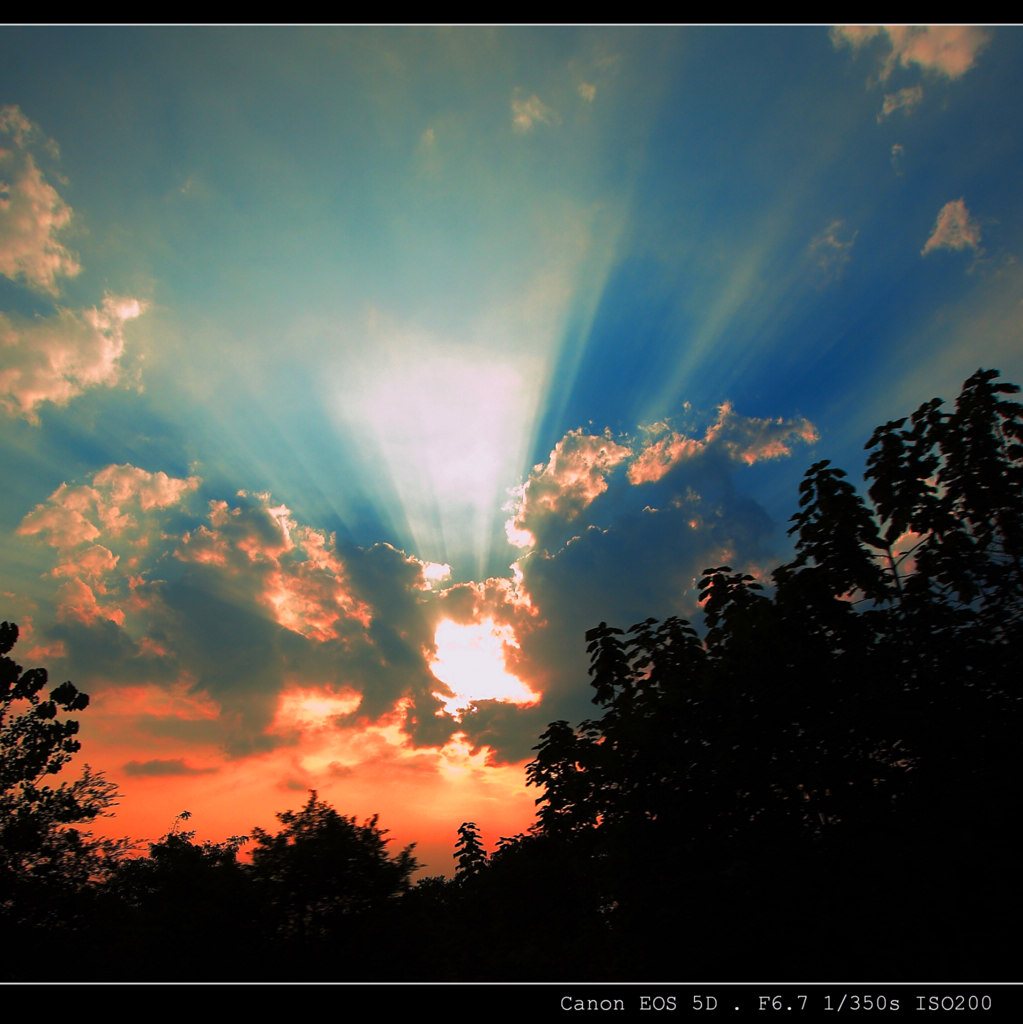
[
  {"xmin": 0, "ymin": 105, "xmax": 80, "ymax": 293},
  {"xmin": 273, "ymin": 685, "xmax": 363, "ymax": 733},
  {"xmin": 0, "ymin": 297, "xmax": 146, "ymax": 423},
  {"xmin": 922, "ymin": 198, "xmax": 982, "ymax": 256},
  {"xmin": 176, "ymin": 493, "xmax": 373, "ymax": 640},
  {"xmin": 832, "ymin": 25, "xmax": 991, "ymax": 81},
  {"xmin": 507, "ymin": 429, "xmax": 631, "ymax": 549},
  {"xmin": 19, "ymin": 463, "xmax": 201, "ymax": 550}
]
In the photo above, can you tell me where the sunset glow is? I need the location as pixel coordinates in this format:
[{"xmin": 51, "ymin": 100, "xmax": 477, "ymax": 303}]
[{"xmin": 2, "ymin": 26, "xmax": 1022, "ymax": 869}]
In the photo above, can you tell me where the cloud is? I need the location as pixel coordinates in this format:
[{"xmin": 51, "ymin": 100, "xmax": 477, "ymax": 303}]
[
  {"xmin": 19, "ymin": 463, "xmax": 201, "ymax": 630},
  {"xmin": 506, "ymin": 429, "xmax": 632, "ymax": 549},
  {"xmin": 507, "ymin": 406, "xmax": 817, "ymax": 554},
  {"xmin": 55, "ymin": 576, "xmax": 124, "ymax": 627},
  {"xmin": 808, "ymin": 219, "xmax": 858, "ymax": 284},
  {"xmin": 0, "ymin": 108, "xmax": 147, "ymax": 423},
  {"xmin": 0, "ymin": 296, "xmax": 146, "ymax": 423},
  {"xmin": 831, "ymin": 25, "xmax": 991, "ymax": 81},
  {"xmin": 176, "ymin": 492, "xmax": 373, "ymax": 642},
  {"xmin": 53, "ymin": 543, "xmax": 119, "ymax": 580},
  {"xmin": 19, "ymin": 463, "xmax": 201, "ymax": 550},
  {"xmin": 14, "ymin": 392, "xmax": 817, "ymax": 770},
  {"xmin": 511, "ymin": 89, "xmax": 560, "ymax": 133},
  {"xmin": 878, "ymin": 84, "xmax": 924, "ymax": 122},
  {"xmin": 0, "ymin": 105, "xmax": 80, "ymax": 293},
  {"xmin": 123, "ymin": 758, "xmax": 218, "ymax": 777},
  {"xmin": 479, "ymin": 401, "xmax": 819, "ymax": 756},
  {"xmin": 921, "ymin": 198, "xmax": 982, "ymax": 256},
  {"xmin": 882, "ymin": 25, "xmax": 990, "ymax": 79},
  {"xmin": 631, "ymin": 403, "xmax": 818, "ymax": 483},
  {"xmin": 891, "ymin": 143, "xmax": 905, "ymax": 175}
]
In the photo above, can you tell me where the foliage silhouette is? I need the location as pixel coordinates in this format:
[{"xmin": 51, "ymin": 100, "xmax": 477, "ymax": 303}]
[
  {"xmin": 106, "ymin": 815, "xmax": 254, "ymax": 980},
  {"xmin": 454, "ymin": 821, "xmax": 487, "ymax": 881},
  {"xmin": 0, "ymin": 625, "xmax": 122, "ymax": 911},
  {"xmin": 0, "ymin": 622, "xmax": 127, "ymax": 978},
  {"xmin": 249, "ymin": 790, "xmax": 418, "ymax": 943},
  {"xmin": 514, "ymin": 369, "xmax": 1023, "ymax": 979},
  {"xmin": 6, "ymin": 370, "xmax": 1022, "ymax": 982}
]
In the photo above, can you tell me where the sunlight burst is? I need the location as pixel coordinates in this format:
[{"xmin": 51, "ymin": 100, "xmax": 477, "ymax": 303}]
[{"xmin": 429, "ymin": 617, "xmax": 540, "ymax": 719}]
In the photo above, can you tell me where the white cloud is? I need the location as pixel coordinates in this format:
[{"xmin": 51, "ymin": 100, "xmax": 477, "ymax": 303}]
[
  {"xmin": 0, "ymin": 296, "xmax": 146, "ymax": 422},
  {"xmin": 0, "ymin": 105, "xmax": 80, "ymax": 293},
  {"xmin": 921, "ymin": 198, "xmax": 982, "ymax": 256}
]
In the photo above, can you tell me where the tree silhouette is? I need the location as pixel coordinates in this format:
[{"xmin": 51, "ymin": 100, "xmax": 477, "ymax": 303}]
[
  {"xmin": 0, "ymin": 622, "xmax": 125, "ymax": 978},
  {"xmin": 518, "ymin": 369, "xmax": 1023, "ymax": 979},
  {"xmin": 454, "ymin": 821, "xmax": 487, "ymax": 881},
  {"xmin": 249, "ymin": 790, "xmax": 418, "ymax": 943},
  {"xmin": 107, "ymin": 818, "xmax": 254, "ymax": 980},
  {"xmin": 0, "ymin": 623, "xmax": 122, "ymax": 897}
]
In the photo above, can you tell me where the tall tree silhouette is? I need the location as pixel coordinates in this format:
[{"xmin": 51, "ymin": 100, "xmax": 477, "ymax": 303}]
[
  {"xmin": 520, "ymin": 369, "xmax": 1023, "ymax": 979},
  {"xmin": 454, "ymin": 821, "xmax": 487, "ymax": 882},
  {"xmin": 0, "ymin": 622, "xmax": 124, "ymax": 978}
]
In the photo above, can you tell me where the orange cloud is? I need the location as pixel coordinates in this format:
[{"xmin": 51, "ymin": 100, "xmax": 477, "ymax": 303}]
[
  {"xmin": 56, "ymin": 576, "xmax": 124, "ymax": 626},
  {"xmin": 506, "ymin": 429, "xmax": 631, "ymax": 549},
  {"xmin": 882, "ymin": 25, "xmax": 990, "ymax": 80},
  {"xmin": 19, "ymin": 464, "xmax": 200, "ymax": 550},
  {"xmin": 0, "ymin": 105, "xmax": 80, "ymax": 293},
  {"xmin": 92, "ymin": 462, "xmax": 196, "ymax": 515},
  {"xmin": 627, "ymin": 429, "xmax": 703, "ymax": 485},
  {"xmin": 0, "ymin": 297, "xmax": 146, "ymax": 423},
  {"xmin": 176, "ymin": 493, "xmax": 373, "ymax": 639},
  {"xmin": 628, "ymin": 403, "xmax": 818, "ymax": 484},
  {"xmin": 922, "ymin": 198, "xmax": 982, "ymax": 256},
  {"xmin": 832, "ymin": 25, "xmax": 990, "ymax": 81},
  {"xmin": 53, "ymin": 543, "xmax": 119, "ymax": 580}
]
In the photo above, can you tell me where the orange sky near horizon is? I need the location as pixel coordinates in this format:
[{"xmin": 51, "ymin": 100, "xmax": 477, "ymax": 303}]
[{"xmin": 69, "ymin": 619, "xmax": 542, "ymax": 878}]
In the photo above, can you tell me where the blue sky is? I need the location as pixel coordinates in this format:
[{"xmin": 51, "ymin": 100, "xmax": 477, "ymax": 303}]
[{"xmin": 2, "ymin": 26, "xmax": 1021, "ymax": 868}]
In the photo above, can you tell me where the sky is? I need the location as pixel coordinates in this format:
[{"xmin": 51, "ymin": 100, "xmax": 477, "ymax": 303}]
[{"xmin": 2, "ymin": 25, "xmax": 1021, "ymax": 877}]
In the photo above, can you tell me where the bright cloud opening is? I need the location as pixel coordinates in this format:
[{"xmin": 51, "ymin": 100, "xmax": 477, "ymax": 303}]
[
  {"xmin": 273, "ymin": 686, "xmax": 364, "ymax": 733},
  {"xmin": 429, "ymin": 616, "xmax": 540, "ymax": 719},
  {"xmin": 336, "ymin": 329, "xmax": 547, "ymax": 576}
]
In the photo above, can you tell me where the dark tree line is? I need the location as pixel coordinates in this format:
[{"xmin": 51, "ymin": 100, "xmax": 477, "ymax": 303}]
[{"xmin": 2, "ymin": 369, "xmax": 1021, "ymax": 980}]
